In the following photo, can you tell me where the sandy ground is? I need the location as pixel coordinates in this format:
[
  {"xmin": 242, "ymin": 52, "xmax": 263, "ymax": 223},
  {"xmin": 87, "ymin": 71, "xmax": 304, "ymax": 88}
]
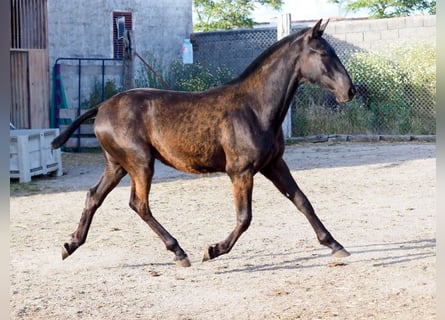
[{"xmin": 10, "ymin": 142, "xmax": 436, "ymax": 319}]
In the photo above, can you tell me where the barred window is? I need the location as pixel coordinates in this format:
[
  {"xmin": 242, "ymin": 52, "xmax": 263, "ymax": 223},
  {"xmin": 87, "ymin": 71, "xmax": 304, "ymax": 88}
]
[{"xmin": 113, "ymin": 11, "xmax": 133, "ymax": 59}]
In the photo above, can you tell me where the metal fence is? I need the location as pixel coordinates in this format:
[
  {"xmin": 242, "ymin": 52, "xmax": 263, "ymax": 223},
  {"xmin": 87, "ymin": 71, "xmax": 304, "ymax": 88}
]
[
  {"xmin": 292, "ymin": 35, "xmax": 436, "ymax": 136},
  {"xmin": 52, "ymin": 58, "xmax": 123, "ymax": 150},
  {"xmin": 193, "ymin": 24, "xmax": 436, "ymax": 136}
]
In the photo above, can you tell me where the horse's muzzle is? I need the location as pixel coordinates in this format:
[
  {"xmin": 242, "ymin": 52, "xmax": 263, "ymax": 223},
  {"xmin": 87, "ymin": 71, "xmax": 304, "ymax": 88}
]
[
  {"xmin": 336, "ymin": 85, "xmax": 356, "ymax": 103},
  {"xmin": 348, "ymin": 86, "xmax": 356, "ymax": 100}
]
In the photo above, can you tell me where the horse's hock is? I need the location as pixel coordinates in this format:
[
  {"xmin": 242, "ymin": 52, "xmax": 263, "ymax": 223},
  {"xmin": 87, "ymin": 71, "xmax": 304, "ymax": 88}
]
[{"xmin": 10, "ymin": 129, "xmax": 63, "ymax": 183}]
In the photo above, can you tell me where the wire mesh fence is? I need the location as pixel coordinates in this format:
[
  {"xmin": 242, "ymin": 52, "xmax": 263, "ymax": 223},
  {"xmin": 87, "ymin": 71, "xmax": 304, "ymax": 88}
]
[
  {"xmin": 193, "ymin": 20, "xmax": 436, "ymax": 136},
  {"xmin": 293, "ymin": 36, "xmax": 436, "ymax": 136}
]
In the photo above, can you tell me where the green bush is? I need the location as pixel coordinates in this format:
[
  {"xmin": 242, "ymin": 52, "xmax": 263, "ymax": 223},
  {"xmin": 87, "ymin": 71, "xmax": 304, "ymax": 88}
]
[
  {"xmin": 81, "ymin": 79, "xmax": 122, "ymax": 109},
  {"xmin": 394, "ymin": 43, "xmax": 436, "ymax": 133},
  {"xmin": 168, "ymin": 60, "xmax": 234, "ymax": 91},
  {"xmin": 345, "ymin": 44, "xmax": 435, "ymax": 134},
  {"xmin": 345, "ymin": 51, "xmax": 412, "ymax": 134},
  {"xmin": 135, "ymin": 52, "xmax": 167, "ymax": 89},
  {"xmin": 135, "ymin": 52, "xmax": 234, "ymax": 92},
  {"xmin": 346, "ymin": 51, "xmax": 409, "ymax": 106}
]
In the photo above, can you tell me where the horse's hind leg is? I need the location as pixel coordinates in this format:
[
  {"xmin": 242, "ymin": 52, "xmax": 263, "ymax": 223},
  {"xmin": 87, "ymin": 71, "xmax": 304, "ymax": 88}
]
[
  {"xmin": 261, "ymin": 157, "xmax": 349, "ymax": 258},
  {"xmin": 128, "ymin": 158, "xmax": 191, "ymax": 267},
  {"xmin": 62, "ymin": 158, "xmax": 126, "ymax": 259}
]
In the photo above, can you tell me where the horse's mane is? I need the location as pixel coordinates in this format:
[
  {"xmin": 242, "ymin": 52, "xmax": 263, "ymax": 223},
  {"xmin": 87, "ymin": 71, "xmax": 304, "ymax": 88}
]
[{"xmin": 227, "ymin": 27, "xmax": 310, "ymax": 85}]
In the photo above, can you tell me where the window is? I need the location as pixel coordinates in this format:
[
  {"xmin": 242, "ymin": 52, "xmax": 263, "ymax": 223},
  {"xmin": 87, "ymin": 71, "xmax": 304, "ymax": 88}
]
[{"xmin": 113, "ymin": 11, "xmax": 133, "ymax": 59}]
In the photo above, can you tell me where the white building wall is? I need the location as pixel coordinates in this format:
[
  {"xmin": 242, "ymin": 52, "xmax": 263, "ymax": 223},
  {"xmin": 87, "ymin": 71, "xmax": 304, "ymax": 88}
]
[{"xmin": 48, "ymin": 0, "xmax": 192, "ymax": 68}]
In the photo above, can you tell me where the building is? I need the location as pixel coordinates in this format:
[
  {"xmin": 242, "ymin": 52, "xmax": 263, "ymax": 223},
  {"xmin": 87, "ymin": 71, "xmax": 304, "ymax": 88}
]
[{"xmin": 10, "ymin": 0, "xmax": 193, "ymax": 129}]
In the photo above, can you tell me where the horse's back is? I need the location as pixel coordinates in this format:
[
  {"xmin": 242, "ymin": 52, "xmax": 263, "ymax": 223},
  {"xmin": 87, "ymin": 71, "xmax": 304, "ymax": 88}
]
[{"xmin": 94, "ymin": 88, "xmax": 229, "ymax": 173}]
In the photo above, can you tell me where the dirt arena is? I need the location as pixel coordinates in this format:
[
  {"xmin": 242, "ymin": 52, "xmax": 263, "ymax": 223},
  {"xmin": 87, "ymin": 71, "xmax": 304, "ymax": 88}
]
[{"xmin": 10, "ymin": 142, "xmax": 436, "ymax": 319}]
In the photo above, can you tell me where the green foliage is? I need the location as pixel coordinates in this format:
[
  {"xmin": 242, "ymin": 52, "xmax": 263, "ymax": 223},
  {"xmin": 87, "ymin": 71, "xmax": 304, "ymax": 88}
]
[
  {"xmin": 135, "ymin": 52, "xmax": 167, "ymax": 89},
  {"xmin": 135, "ymin": 52, "xmax": 235, "ymax": 92},
  {"xmin": 346, "ymin": 51, "xmax": 411, "ymax": 133},
  {"xmin": 392, "ymin": 43, "xmax": 436, "ymax": 111},
  {"xmin": 393, "ymin": 43, "xmax": 436, "ymax": 133},
  {"xmin": 346, "ymin": 51, "xmax": 408, "ymax": 107},
  {"xmin": 169, "ymin": 60, "xmax": 234, "ymax": 91},
  {"xmin": 81, "ymin": 79, "xmax": 122, "ymax": 109},
  {"xmin": 328, "ymin": 0, "xmax": 435, "ymax": 18},
  {"xmin": 346, "ymin": 45, "xmax": 435, "ymax": 134},
  {"xmin": 193, "ymin": 0, "xmax": 283, "ymax": 31}
]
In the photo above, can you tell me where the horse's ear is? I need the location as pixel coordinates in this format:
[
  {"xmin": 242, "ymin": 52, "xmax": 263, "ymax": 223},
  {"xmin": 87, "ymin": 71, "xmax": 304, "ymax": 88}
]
[
  {"xmin": 319, "ymin": 19, "xmax": 330, "ymax": 34},
  {"xmin": 312, "ymin": 19, "xmax": 323, "ymax": 38},
  {"xmin": 297, "ymin": 19, "xmax": 328, "ymax": 45},
  {"xmin": 305, "ymin": 19, "xmax": 328, "ymax": 40}
]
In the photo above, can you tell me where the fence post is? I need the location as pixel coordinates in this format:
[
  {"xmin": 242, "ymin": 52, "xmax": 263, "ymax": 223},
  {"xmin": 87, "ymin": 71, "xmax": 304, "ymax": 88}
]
[
  {"xmin": 123, "ymin": 29, "xmax": 135, "ymax": 90},
  {"xmin": 278, "ymin": 13, "xmax": 292, "ymax": 139}
]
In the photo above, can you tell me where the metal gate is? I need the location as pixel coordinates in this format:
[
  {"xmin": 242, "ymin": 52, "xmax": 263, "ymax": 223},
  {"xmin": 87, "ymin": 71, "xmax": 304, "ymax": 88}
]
[{"xmin": 52, "ymin": 58, "xmax": 123, "ymax": 151}]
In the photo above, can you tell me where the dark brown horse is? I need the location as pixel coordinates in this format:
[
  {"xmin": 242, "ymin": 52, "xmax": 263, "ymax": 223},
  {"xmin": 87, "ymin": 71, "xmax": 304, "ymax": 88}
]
[{"xmin": 52, "ymin": 19, "xmax": 356, "ymax": 267}]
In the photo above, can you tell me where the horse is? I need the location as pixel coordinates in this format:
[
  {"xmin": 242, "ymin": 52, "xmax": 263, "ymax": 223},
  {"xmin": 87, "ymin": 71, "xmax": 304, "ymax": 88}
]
[{"xmin": 52, "ymin": 19, "xmax": 356, "ymax": 267}]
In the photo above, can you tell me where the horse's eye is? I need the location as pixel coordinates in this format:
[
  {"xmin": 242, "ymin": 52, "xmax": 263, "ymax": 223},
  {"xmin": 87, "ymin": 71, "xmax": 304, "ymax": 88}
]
[{"xmin": 320, "ymin": 51, "xmax": 328, "ymax": 57}]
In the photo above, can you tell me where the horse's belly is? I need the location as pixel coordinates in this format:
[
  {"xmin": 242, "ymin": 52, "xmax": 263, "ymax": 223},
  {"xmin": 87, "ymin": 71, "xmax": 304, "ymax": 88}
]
[{"xmin": 153, "ymin": 143, "xmax": 226, "ymax": 174}]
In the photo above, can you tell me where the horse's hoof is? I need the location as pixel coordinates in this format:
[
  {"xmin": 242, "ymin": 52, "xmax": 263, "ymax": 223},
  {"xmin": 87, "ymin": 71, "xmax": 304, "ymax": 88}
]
[
  {"xmin": 61, "ymin": 244, "xmax": 70, "ymax": 260},
  {"xmin": 202, "ymin": 245, "xmax": 215, "ymax": 262},
  {"xmin": 202, "ymin": 250, "xmax": 210, "ymax": 262},
  {"xmin": 176, "ymin": 257, "xmax": 191, "ymax": 267},
  {"xmin": 332, "ymin": 248, "xmax": 350, "ymax": 258}
]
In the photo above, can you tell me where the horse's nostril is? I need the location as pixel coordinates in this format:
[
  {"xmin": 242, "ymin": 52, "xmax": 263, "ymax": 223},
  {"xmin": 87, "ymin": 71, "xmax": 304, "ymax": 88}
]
[{"xmin": 349, "ymin": 86, "xmax": 356, "ymax": 99}]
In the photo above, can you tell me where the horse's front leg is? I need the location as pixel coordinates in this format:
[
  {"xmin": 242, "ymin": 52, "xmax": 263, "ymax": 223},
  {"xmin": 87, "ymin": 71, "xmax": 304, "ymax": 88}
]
[
  {"xmin": 202, "ymin": 170, "xmax": 253, "ymax": 261},
  {"xmin": 261, "ymin": 157, "xmax": 350, "ymax": 258}
]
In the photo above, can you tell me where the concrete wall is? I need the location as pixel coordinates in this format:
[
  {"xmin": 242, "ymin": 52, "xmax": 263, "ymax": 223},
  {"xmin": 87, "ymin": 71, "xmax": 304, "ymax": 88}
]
[
  {"xmin": 48, "ymin": 0, "xmax": 193, "ymax": 69},
  {"xmin": 48, "ymin": 0, "xmax": 192, "ymax": 124},
  {"xmin": 193, "ymin": 15, "xmax": 436, "ymax": 76},
  {"xmin": 326, "ymin": 15, "xmax": 436, "ymax": 52}
]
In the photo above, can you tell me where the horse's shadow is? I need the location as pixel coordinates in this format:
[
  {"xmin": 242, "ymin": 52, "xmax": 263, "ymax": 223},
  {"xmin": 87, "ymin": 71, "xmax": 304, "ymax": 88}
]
[{"xmin": 214, "ymin": 238, "xmax": 436, "ymax": 274}]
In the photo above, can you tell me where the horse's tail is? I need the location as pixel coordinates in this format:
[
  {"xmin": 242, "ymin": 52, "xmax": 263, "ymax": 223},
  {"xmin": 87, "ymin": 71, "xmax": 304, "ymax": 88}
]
[{"xmin": 51, "ymin": 106, "xmax": 99, "ymax": 149}]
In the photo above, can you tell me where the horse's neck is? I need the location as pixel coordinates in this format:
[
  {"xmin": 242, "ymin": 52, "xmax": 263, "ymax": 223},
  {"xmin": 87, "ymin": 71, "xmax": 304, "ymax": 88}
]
[{"xmin": 239, "ymin": 46, "xmax": 301, "ymax": 132}]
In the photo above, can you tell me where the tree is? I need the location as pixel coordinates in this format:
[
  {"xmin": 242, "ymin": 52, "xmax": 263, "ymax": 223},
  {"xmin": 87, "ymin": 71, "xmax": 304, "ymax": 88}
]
[
  {"xmin": 193, "ymin": 0, "xmax": 283, "ymax": 31},
  {"xmin": 330, "ymin": 0, "xmax": 436, "ymax": 18}
]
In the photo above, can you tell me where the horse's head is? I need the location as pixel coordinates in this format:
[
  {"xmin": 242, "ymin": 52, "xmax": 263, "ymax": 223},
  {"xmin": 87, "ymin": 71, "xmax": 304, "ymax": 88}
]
[{"xmin": 297, "ymin": 19, "xmax": 356, "ymax": 103}]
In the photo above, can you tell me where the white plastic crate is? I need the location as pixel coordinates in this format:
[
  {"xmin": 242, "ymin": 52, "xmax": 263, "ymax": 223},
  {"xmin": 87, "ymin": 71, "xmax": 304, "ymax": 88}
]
[{"xmin": 10, "ymin": 129, "xmax": 63, "ymax": 183}]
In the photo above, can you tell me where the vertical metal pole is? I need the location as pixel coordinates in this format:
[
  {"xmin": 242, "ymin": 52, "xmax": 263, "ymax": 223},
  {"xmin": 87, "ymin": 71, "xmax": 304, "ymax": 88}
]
[
  {"xmin": 278, "ymin": 13, "xmax": 292, "ymax": 139},
  {"xmin": 101, "ymin": 60, "xmax": 105, "ymax": 102},
  {"xmin": 77, "ymin": 59, "xmax": 82, "ymax": 151}
]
